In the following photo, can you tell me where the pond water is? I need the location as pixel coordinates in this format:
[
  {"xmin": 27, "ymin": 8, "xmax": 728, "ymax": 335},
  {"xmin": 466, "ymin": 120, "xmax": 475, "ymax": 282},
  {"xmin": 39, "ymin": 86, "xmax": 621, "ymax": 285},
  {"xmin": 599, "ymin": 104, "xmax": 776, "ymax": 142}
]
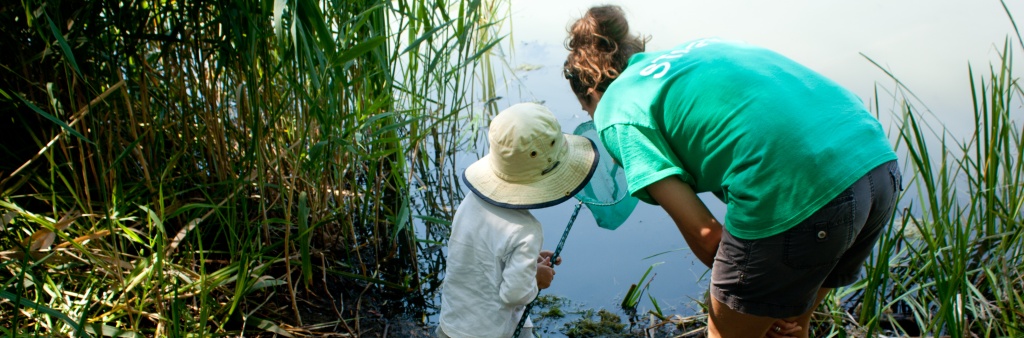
[{"xmin": 426, "ymin": 0, "xmax": 1024, "ymax": 335}]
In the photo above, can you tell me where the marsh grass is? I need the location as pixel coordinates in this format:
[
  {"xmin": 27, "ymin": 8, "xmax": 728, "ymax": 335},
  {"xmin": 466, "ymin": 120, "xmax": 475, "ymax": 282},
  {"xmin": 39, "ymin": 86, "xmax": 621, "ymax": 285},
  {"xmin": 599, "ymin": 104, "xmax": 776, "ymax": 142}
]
[
  {"xmin": 832, "ymin": 11, "xmax": 1024, "ymax": 338},
  {"xmin": 805, "ymin": 7, "xmax": 1024, "ymax": 337},
  {"xmin": 6, "ymin": 0, "xmax": 1024, "ymax": 336},
  {"xmin": 0, "ymin": 0, "xmax": 507, "ymax": 336}
]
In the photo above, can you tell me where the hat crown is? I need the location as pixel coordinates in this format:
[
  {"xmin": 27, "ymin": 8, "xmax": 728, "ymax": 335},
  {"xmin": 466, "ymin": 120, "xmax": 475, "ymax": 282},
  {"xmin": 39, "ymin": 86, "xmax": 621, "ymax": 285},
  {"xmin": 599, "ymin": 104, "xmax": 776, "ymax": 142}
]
[
  {"xmin": 462, "ymin": 102, "xmax": 598, "ymax": 209},
  {"xmin": 488, "ymin": 103, "xmax": 567, "ymax": 182}
]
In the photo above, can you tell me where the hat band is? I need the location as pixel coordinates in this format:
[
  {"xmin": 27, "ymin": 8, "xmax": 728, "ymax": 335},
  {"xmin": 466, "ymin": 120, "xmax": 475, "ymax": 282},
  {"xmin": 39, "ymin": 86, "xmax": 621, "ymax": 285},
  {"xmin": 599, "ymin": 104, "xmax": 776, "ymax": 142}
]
[{"xmin": 541, "ymin": 160, "xmax": 560, "ymax": 175}]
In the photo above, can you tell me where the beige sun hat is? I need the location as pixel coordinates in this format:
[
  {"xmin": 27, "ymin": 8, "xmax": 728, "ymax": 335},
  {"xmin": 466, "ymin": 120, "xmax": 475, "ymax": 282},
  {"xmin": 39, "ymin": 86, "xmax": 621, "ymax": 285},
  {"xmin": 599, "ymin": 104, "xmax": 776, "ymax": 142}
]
[{"xmin": 464, "ymin": 102, "xmax": 599, "ymax": 209}]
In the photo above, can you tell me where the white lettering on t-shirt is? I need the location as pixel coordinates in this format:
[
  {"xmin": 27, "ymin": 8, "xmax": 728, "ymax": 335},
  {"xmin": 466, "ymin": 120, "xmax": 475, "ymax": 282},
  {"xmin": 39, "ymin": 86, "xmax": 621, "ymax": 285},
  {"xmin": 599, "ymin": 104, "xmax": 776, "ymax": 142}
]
[{"xmin": 638, "ymin": 38, "xmax": 720, "ymax": 79}]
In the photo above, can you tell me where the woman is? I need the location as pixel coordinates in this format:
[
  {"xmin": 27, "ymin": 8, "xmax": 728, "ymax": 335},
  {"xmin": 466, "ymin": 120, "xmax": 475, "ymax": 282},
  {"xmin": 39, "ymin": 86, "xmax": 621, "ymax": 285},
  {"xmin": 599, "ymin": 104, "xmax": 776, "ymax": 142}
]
[{"xmin": 563, "ymin": 5, "xmax": 901, "ymax": 338}]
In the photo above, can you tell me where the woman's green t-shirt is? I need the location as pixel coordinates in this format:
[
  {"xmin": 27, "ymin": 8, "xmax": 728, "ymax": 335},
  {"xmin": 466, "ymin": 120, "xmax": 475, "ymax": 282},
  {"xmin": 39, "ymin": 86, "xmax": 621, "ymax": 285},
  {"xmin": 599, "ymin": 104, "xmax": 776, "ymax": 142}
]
[{"xmin": 594, "ymin": 38, "xmax": 897, "ymax": 240}]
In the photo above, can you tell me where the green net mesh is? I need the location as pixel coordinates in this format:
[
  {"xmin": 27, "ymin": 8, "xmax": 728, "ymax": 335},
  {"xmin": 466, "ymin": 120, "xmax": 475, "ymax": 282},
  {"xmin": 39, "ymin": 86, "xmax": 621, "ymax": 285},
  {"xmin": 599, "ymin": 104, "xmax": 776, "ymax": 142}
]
[{"xmin": 572, "ymin": 121, "xmax": 639, "ymax": 230}]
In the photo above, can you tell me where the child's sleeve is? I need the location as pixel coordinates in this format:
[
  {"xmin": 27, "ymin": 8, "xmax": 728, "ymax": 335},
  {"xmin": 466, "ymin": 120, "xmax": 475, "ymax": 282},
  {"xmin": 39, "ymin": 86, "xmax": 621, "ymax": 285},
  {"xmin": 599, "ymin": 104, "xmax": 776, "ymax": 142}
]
[{"xmin": 498, "ymin": 227, "xmax": 541, "ymax": 306}]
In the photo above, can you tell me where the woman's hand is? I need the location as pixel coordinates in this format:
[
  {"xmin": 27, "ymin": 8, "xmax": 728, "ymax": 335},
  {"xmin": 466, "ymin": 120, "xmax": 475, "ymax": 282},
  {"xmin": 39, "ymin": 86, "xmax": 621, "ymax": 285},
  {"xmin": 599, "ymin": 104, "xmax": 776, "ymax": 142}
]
[
  {"xmin": 538, "ymin": 250, "xmax": 562, "ymax": 267},
  {"xmin": 763, "ymin": 319, "xmax": 801, "ymax": 338}
]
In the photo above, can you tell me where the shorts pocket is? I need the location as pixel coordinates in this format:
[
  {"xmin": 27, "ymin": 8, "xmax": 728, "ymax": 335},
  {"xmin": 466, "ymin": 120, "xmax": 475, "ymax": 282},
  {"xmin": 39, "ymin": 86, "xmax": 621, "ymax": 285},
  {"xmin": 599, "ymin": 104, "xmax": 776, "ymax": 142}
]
[
  {"xmin": 784, "ymin": 189, "xmax": 856, "ymax": 269},
  {"xmin": 889, "ymin": 162, "xmax": 903, "ymax": 193}
]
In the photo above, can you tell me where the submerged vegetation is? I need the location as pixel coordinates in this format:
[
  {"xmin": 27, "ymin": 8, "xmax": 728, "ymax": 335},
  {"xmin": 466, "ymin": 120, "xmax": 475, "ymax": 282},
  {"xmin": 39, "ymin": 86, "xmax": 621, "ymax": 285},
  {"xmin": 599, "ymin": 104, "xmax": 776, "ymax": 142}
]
[
  {"xmin": 1, "ymin": 0, "xmax": 505, "ymax": 336},
  {"xmin": 562, "ymin": 309, "xmax": 626, "ymax": 337}
]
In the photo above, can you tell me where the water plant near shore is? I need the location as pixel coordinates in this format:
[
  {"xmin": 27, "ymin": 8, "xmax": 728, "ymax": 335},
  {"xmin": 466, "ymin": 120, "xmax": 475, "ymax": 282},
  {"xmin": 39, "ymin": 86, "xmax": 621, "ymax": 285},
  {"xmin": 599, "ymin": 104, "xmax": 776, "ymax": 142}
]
[
  {"xmin": 852, "ymin": 32, "xmax": 1024, "ymax": 336},
  {"xmin": 0, "ymin": 0, "xmax": 506, "ymax": 336},
  {"xmin": 4, "ymin": 0, "xmax": 1024, "ymax": 336}
]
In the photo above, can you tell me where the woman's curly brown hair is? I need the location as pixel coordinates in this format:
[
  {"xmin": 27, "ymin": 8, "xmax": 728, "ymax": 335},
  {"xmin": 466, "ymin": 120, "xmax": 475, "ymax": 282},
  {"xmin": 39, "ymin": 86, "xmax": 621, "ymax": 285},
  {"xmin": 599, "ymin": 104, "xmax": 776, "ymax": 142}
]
[{"xmin": 564, "ymin": 5, "xmax": 647, "ymax": 100}]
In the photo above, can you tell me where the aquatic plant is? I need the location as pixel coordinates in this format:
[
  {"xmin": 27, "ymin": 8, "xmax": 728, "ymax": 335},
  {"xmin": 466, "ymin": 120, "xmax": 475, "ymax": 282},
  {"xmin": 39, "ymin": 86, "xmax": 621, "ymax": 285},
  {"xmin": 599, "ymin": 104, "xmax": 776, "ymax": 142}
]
[
  {"xmin": 620, "ymin": 262, "xmax": 662, "ymax": 313},
  {"xmin": 0, "ymin": 0, "xmax": 507, "ymax": 336},
  {"xmin": 534, "ymin": 294, "xmax": 569, "ymax": 319},
  {"xmin": 834, "ymin": 2, "xmax": 1024, "ymax": 336},
  {"xmin": 562, "ymin": 309, "xmax": 627, "ymax": 337}
]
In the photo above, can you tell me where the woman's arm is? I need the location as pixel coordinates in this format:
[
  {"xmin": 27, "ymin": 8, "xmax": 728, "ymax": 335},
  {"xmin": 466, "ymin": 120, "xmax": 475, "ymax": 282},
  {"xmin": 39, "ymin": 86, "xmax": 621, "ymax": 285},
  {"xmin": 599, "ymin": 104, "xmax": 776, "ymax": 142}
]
[{"xmin": 644, "ymin": 175, "xmax": 723, "ymax": 268}]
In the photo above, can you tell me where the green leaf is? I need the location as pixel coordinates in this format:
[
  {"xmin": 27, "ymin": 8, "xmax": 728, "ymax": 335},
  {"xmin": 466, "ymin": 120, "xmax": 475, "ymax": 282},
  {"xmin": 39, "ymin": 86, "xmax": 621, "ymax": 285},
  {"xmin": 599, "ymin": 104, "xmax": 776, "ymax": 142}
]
[
  {"xmin": 449, "ymin": 34, "xmax": 507, "ymax": 73},
  {"xmin": 334, "ymin": 36, "xmax": 388, "ymax": 67},
  {"xmin": 374, "ymin": 115, "xmax": 427, "ymax": 137},
  {"xmin": 648, "ymin": 294, "xmax": 663, "ymax": 317},
  {"xmin": 13, "ymin": 92, "xmax": 93, "ymax": 144},
  {"xmin": 413, "ymin": 214, "xmax": 452, "ymax": 226},
  {"xmin": 84, "ymin": 323, "xmax": 145, "ymax": 338},
  {"xmin": 247, "ymin": 316, "xmax": 295, "ymax": 337},
  {"xmin": 400, "ymin": 19, "xmax": 456, "ymax": 55},
  {"xmin": 390, "ymin": 194, "xmax": 411, "ymax": 244},
  {"xmin": 249, "ymin": 277, "xmax": 287, "ymax": 292},
  {"xmin": 295, "ymin": 0, "xmax": 336, "ymax": 53},
  {"xmin": 107, "ymin": 133, "xmax": 148, "ymax": 175},
  {"xmin": 621, "ymin": 262, "xmax": 662, "ymax": 309},
  {"xmin": 45, "ymin": 13, "xmax": 84, "ymax": 80},
  {"xmin": 138, "ymin": 205, "xmax": 166, "ymax": 239},
  {"xmin": 0, "ymin": 290, "xmax": 84, "ymax": 335},
  {"xmin": 165, "ymin": 203, "xmax": 218, "ymax": 220},
  {"xmin": 115, "ymin": 220, "xmax": 147, "ymax": 245}
]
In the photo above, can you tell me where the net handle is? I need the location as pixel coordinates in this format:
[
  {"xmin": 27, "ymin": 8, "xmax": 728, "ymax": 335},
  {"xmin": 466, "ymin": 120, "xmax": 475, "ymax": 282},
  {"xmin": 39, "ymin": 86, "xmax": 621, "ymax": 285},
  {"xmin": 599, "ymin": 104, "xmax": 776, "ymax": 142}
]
[{"xmin": 512, "ymin": 200, "xmax": 583, "ymax": 338}]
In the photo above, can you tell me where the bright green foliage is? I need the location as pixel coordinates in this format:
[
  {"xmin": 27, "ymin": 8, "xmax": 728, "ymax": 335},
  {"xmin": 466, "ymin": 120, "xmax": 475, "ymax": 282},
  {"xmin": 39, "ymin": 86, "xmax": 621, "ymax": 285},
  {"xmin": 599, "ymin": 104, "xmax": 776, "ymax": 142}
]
[{"xmin": 0, "ymin": 0, "xmax": 507, "ymax": 336}]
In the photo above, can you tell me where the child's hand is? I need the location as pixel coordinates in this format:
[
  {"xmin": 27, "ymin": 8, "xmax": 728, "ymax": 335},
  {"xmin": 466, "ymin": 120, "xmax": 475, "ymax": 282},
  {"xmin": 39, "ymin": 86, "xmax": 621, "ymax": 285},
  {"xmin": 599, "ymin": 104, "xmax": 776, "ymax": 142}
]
[
  {"xmin": 536, "ymin": 257, "xmax": 556, "ymax": 289},
  {"xmin": 538, "ymin": 250, "xmax": 561, "ymax": 266}
]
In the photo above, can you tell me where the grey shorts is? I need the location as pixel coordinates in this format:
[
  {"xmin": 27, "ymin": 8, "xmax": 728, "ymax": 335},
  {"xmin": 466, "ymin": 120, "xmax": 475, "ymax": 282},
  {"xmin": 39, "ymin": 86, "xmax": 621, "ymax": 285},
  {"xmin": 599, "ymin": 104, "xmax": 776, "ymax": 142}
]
[{"xmin": 710, "ymin": 160, "xmax": 901, "ymax": 318}]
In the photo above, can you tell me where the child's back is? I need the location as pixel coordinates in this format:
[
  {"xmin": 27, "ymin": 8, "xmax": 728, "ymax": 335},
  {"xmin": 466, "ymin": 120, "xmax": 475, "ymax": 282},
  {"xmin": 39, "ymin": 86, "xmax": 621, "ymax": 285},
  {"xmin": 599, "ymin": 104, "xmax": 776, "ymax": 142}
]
[{"xmin": 439, "ymin": 193, "xmax": 542, "ymax": 337}]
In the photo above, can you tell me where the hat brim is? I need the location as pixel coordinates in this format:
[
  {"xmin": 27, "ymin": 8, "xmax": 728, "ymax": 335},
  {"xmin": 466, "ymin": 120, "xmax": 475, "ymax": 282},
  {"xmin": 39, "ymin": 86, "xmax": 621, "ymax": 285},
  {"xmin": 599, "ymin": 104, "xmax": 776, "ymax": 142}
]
[{"xmin": 463, "ymin": 134, "xmax": 599, "ymax": 209}]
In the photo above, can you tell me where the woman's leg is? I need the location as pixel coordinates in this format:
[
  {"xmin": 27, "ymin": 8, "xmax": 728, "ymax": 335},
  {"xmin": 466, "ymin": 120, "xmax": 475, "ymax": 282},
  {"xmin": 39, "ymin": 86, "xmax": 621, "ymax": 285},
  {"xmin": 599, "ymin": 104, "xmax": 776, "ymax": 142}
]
[
  {"xmin": 783, "ymin": 288, "xmax": 831, "ymax": 338},
  {"xmin": 707, "ymin": 294, "xmax": 777, "ymax": 337},
  {"xmin": 707, "ymin": 287, "xmax": 831, "ymax": 338}
]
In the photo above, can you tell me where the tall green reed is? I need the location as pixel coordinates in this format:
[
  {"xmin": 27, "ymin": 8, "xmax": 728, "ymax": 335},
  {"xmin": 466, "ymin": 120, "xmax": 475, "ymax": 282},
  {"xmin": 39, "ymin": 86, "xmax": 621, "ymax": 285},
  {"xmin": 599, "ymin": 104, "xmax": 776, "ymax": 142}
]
[
  {"xmin": 0, "ymin": 0, "xmax": 507, "ymax": 335},
  {"xmin": 839, "ymin": 9, "xmax": 1024, "ymax": 336}
]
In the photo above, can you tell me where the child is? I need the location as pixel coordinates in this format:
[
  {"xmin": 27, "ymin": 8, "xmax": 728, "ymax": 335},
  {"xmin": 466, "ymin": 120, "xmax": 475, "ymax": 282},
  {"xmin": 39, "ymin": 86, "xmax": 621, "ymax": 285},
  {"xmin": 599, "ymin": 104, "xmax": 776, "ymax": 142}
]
[{"xmin": 438, "ymin": 102, "xmax": 599, "ymax": 337}]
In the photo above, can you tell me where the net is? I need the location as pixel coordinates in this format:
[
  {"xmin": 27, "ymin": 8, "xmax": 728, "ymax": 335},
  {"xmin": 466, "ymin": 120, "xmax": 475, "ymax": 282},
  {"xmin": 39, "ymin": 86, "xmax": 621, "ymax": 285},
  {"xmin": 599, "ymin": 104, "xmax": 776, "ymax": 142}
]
[{"xmin": 572, "ymin": 121, "xmax": 639, "ymax": 230}]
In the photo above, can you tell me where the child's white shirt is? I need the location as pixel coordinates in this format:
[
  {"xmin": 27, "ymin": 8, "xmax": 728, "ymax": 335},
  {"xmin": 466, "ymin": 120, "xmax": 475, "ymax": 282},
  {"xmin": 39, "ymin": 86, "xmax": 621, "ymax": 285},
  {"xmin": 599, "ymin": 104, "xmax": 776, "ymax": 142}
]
[{"xmin": 439, "ymin": 193, "xmax": 542, "ymax": 337}]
